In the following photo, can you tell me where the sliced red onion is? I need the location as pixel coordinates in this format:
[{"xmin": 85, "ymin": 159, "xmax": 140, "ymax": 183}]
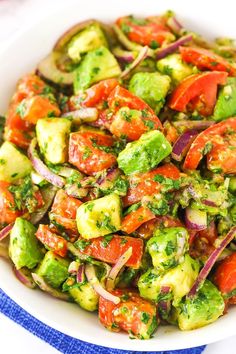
[
  {"xmin": 30, "ymin": 186, "xmax": 57, "ymax": 225},
  {"xmin": 77, "ymin": 264, "xmax": 85, "ymax": 283},
  {"xmin": 0, "ymin": 223, "xmax": 14, "ymax": 241},
  {"xmin": 85, "ymin": 263, "xmax": 120, "ymax": 304},
  {"xmin": 62, "ymin": 108, "xmax": 98, "ymax": 123},
  {"xmin": 113, "ymin": 47, "xmax": 136, "ymax": 64},
  {"xmin": 120, "ymin": 46, "xmax": 149, "ymax": 79},
  {"xmin": 65, "ymin": 184, "xmax": 88, "ymax": 198},
  {"xmin": 156, "ymin": 34, "xmax": 192, "ymax": 60},
  {"xmin": 187, "ymin": 184, "xmax": 201, "ymax": 200},
  {"xmin": 202, "ymin": 190, "xmax": 223, "ymax": 208},
  {"xmin": 28, "ymin": 138, "xmax": 65, "ymax": 188},
  {"xmin": 32, "ymin": 273, "xmax": 70, "ymax": 301},
  {"xmin": 96, "ymin": 167, "xmax": 120, "ymax": 188},
  {"xmin": 188, "ymin": 226, "xmax": 236, "ymax": 298},
  {"xmin": 80, "ymin": 176, "xmax": 96, "ymax": 188},
  {"xmin": 172, "ymin": 130, "xmax": 198, "ymax": 161},
  {"xmin": 106, "ymin": 247, "xmax": 133, "ymax": 291},
  {"xmin": 68, "ymin": 261, "xmax": 80, "ymax": 275},
  {"xmin": 173, "ymin": 120, "xmax": 215, "ymax": 131},
  {"xmin": 166, "ymin": 16, "xmax": 183, "ymax": 34},
  {"xmin": 158, "ymin": 286, "xmax": 172, "ymax": 320},
  {"xmin": 13, "ymin": 267, "xmax": 36, "ymax": 289},
  {"xmin": 185, "ymin": 207, "xmax": 207, "ymax": 231}
]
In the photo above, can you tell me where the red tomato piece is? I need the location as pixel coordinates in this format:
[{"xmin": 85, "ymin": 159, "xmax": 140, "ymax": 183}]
[
  {"xmin": 99, "ymin": 289, "xmax": 158, "ymax": 338},
  {"xmin": 4, "ymin": 128, "xmax": 33, "ymax": 149},
  {"xmin": 80, "ymin": 234, "xmax": 143, "ymax": 268},
  {"xmin": 36, "ymin": 224, "xmax": 67, "ymax": 257},
  {"xmin": 34, "ymin": 190, "xmax": 44, "ymax": 210},
  {"xmin": 17, "ymin": 74, "xmax": 49, "ymax": 97},
  {"xmin": 6, "ymin": 92, "xmax": 32, "ymax": 131},
  {"xmin": 214, "ymin": 253, "xmax": 236, "ymax": 301},
  {"xmin": 123, "ymin": 163, "xmax": 180, "ymax": 207},
  {"xmin": 169, "ymin": 71, "xmax": 228, "ymax": 116},
  {"xmin": 50, "ymin": 189, "xmax": 82, "ymax": 233},
  {"xmin": 180, "ymin": 46, "xmax": 236, "ymax": 76},
  {"xmin": 0, "ymin": 181, "xmax": 23, "ymax": 225},
  {"xmin": 69, "ymin": 131, "xmax": 117, "ymax": 175},
  {"xmin": 121, "ymin": 206, "xmax": 155, "ymax": 234},
  {"xmin": 136, "ymin": 215, "xmax": 183, "ymax": 239},
  {"xmin": 184, "ymin": 117, "xmax": 236, "ymax": 172},
  {"xmin": 116, "ymin": 16, "xmax": 174, "ymax": 47}
]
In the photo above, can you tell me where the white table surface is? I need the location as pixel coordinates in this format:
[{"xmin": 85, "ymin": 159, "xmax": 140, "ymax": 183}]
[{"xmin": 0, "ymin": 0, "xmax": 236, "ymax": 353}]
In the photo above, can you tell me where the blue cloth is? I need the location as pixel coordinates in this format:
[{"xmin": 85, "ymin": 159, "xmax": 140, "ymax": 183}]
[{"xmin": 0, "ymin": 288, "xmax": 205, "ymax": 354}]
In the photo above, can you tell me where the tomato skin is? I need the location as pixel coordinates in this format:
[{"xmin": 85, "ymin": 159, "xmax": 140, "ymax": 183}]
[
  {"xmin": 50, "ymin": 189, "xmax": 82, "ymax": 233},
  {"xmin": 123, "ymin": 163, "xmax": 180, "ymax": 207},
  {"xmin": 6, "ymin": 92, "xmax": 32, "ymax": 131},
  {"xmin": 4, "ymin": 128, "xmax": 33, "ymax": 149},
  {"xmin": 36, "ymin": 224, "xmax": 67, "ymax": 257},
  {"xmin": 121, "ymin": 206, "xmax": 155, "ymax": 234},
  {"xmin": 214, "ymin": 253, "xmax": 236, "ymax": 302},
  {"xmin": 169, "ymin": 71, "xmax": 228, "ymax": 116},
  {"xmin": 184, "ymin": 117, "xmax": 236, "ymax": 171},
  {"xmin": 20, "ymin": 95, "xmax": 60, "ymax": 124},
  {"xmin": 80, "ymin": 234, "xmax": 143, "ymax": 268},
  {"xmin": 69, "ymin": 131, "xmax": 117, "ymax": 175},
  {"xmin": 0, "ymin": 181, "xmax": 23, "ymax": 225},
  {"xmin": 116, "ymin": 16, "xmax": 174, "ymax": 47},
  {"xmin": 17, "ymin": 74, "xmax": 48, "ymax": 97},
  {"xmin": 136, "ymin": 215, "xmax": 183, "ymax": 239},
  {"xmin": 99, "ymin": 289, "xmax": 158, "ymax": 338},
  {"xmin": 180, "ymin": 46, "xmax": 236, "ymax": 76}
]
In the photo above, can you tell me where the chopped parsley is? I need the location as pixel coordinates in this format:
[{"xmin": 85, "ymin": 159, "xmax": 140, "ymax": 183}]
[
  {"xmin": 82, "ymin": 146, "xmax": 92, "ymax": 160},
  {"xmin": 153, "ymin": 174, "xmax": 181, "ymax": 192},
  {"xmin": 165, "ymin": 240, "xmax": 176, "ymax": 256},
  {"xmin": 74, "ymin": 239, "xmax": 91, "ymax": 251},
  {"xmin": 140, "ymin": 312, "xmax": 151, "ymax": 324},
  {"xmin": 96, "ymin": 215, "xmax": 116, "ymax": 232},
  {"xmin": 101, "ymin": 234, "xmax": 114, "ymax": 248},
  {"xmin": 8, "ymin": 175, "xmax": 38, "ymax": 213}
]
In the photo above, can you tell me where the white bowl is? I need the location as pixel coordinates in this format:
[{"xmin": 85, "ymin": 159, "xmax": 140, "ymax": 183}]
[{"xmin": 0, "ymin": 0, "xmax": 236, "ymax": 350}]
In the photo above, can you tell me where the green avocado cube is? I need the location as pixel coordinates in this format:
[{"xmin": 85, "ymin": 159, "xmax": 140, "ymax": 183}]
[
  {"xmin": 157, "ymin": 54, "xmax": 194, "ymax": 84},
  {"xmin": 129, "ymin": 72, "xmax": 171, "ymax": 114},
  {"xmin": 213, "ymin": 77, "xmax": 236, "ymax": 121},
  {"xmin": 0, "ymin": 141, "xmax": 32, "ymax": 182},
  {"xmin": 36, "ymin": 118, "xmax": 71, "ymax": 164},
  {"xmin": 69, "ymin": 283, "xmax": 99, "ymax": 311},
  {"xmin": 36, "ymin": 251, "xmax": 69, "ymax": 288},
  {"xmin": 73, "ymin": 46, "xmax": 121, "ymax": 93},
  {"xmin": 67, "ymin": 24, "xmax": 108, "ymax": 63},
  {"xmin": 76, "ymin": 193, "xmax": 121, "ymax": 239},
  {"xmin": 176, "ymin": 280, "xmax": 225, "ymax": 331},
  {"xmin": 9, "ymin": 218, "xmax": 43, "ymax": 269},
  {"xmin": 117, "ymin": 130, "xmax": 172, "ymax": 175}
]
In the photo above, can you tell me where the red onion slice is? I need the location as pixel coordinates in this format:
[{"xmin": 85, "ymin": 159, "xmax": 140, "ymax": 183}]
[
  {"xmin": 172, "ymin": 130, "xmax": 198, "ymax": 161},
  {"xmin": 158, "ymin": 286, "xmax": 172, "ymax": 319},
  {"xmin": 106, "ymin": 247, "xmax": 133, "ymax": 291},
  {"xmin": 62, "ymin": 108, "xmax": 98, "ymax": 123},
  {"xmin": 188, "ymin": 226, "xmax": 236, "ymax": 298},
  {"xmin": 120, "ymin": 46, "xmax": 149, "ymax": 79},
  {"xmin": 113, "ymin": 47, "xmax": 136, "ymax": 64},
  {"xmin": 185, "ymin": 207, "xmax": 207, "ymax": 231},
  {"xmin": 32, "ymin": 273, "xmax": 70, "ymax": 301},
  {"xmin": 0, "ymin": 223, "xmax": 14, "ymax": 241},
  {"xmin": 85, "ymin": 263, "xmax": 120, "ymax": 304},
  {"xmin": 13, "ymin": 267, "xmax": 36, "ymax": 289},
  {"xmin": 68, "ymin": 261, "xmax": 80, "ymax": 275},
  {"xmin": 166, "ymin": 16, "xmax": 183, "ymax": 34},
  {"xmin": 77, "ymin": 264, "xmax": 85, "ymax": 283},
  {"xmin": 156, "ymin": 34, "xmax": 193, "ymax": 60},
  {"xmin": 28, "ymin": 138, "xmax": 65, "ymax": 188}
]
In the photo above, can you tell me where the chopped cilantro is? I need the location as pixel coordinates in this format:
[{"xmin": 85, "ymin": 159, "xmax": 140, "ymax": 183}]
[
  {"xmin": 165, "ymin": 240, "xmax": 176, "ymax": 256},
  {"xmin": 74, "ymin": 239, "xmax": 91, "ymax": 251},
  {"xmin": 82, "ymin": 146, "xmax": 92, "ymax": 160},
  {"xmin": 101, "ymin": 234, "xmax": 114, "ymax": 248},
  {"xmin": 96, "ymin": 215, "xmax": 116, "ymax": 232},
  {"xmin": 141, "ymin": 312, "xmax": 151, "ymax": 324}
]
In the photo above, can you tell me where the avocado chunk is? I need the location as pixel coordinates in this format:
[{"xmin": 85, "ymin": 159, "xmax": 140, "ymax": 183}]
[
  {"xmin": 176, "ymin": 280, "xmax": 225, "ymax": 331},
  {"xmin": 76, "ymin": 193, "xmax": 121, "ymax": 239},
  {"xmin": 36, "ymin": 251, "xmax": 69, "ymax": 288},
  {"xmin": 9, "ymin": 218, "xmax": 43, "ymax": 269},
  {"xmin": 157, "ymin": 54, "xmax": 194, "ymax": 83},
  {"xmin": 117, "ymin": 130, "xmax": 172, "ymax": 175},
  {"xmin": 67, "ymin": 24, "xmax": 108, "ymax": 63},
  {"xmin": 69, "ymin": 282, "xmax": 99, "ymax": 311},
  {"xmin": 73, "ymin": 46, "xmax": 121, "ymax": 93},
  {"xmin": 138, "ymin": 254, "xmax": 199, "ymax": 304},
  {"xmin": 213, "ymin": 77, "xmax": 236, "ymax": 121},
  {"xmin": 147, "ymin": 227, "xmax": 189, "ymax": 270},
  {"xmin": 229, "ymin": 177, "xmax": 236, "ymax": 194},
  {"xmin": 129, "ymin": 72, "xmax": 171, "ymax": 114},
  {"xmin": 0, "ymin": 141, "xmax": 32, "ymax": 182},
  {"xmin": 36, "ymin": 118, "xmax": 71, "ymax": 164}
]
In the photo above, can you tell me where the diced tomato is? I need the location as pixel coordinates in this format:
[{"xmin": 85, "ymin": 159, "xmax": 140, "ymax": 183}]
[
  {"xmin": 169, "ymin": 71, "xmax": 228, "ymax": 116},
  {"xmin": 69, "ymin": 79, "xmax": 119, "ymax": 110},
  {"xmin": 0, "ymin": 181, "xmax": 23, "ymax": 225},
  {"xmin": 17, "ymin": 74, "xmax": 49, "ymax": 97},
  {"xmin": 184, "ymin": 117, "xmax": 236, "ymax": 172},
  {"xmin": 107, "ymin": 86, "xmax": 162, "ymax": 140},
  {"xmin": 6, "ymin": 92, "xmax": 32, "ymax": 131},
  {"xmin": 136, "ymin": 215, "xmax": 183, "ymax": 239},
  {"xmin": 121, "ymin": 206, "xmax": 155, "ymax": 234},
  {"xmin": 50, "ymin": 189, "xmax": 82, "ymax": 233},
  {"xmin": 36, "ymin": 224, "xmax": 67, "ymax": 257},
  {"xmin": 214, "ymin": 253, "xmax": 236, "ymax": 303},
  {"xmin": 99, "ymin": 289, "xmax": 158, "ymax": 338},
  {"xmin": 163, "ymin": 121, "xmax": 179, "ymax": 144},
  {"xmin": 123, "ymin": 163, "xmax": 180, "ymax": 207},
  {"xmin": 116, "ymin": 16, "xmax": 175, "ymax": 47},
  {"xmin": 69, "ymin": 131, "xmax": 117, "ymax": 175},
  {"xmin": 20, "ymin": 95, "xmax": 60, "ymax": 124},
  {"xmin": 4, "ymin": 128, "xmax": 33, "ymax": 149},
  {"xmin": 34, "ymin": 190, "xmax": 44, "ymax": 210},
  {"xmin": 80, "ymin": 234, "xmax": 143, "ymax": 268},
  {"xmin": 180, "ymin": 46, "xmax": 236, "ymax": 76}
]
